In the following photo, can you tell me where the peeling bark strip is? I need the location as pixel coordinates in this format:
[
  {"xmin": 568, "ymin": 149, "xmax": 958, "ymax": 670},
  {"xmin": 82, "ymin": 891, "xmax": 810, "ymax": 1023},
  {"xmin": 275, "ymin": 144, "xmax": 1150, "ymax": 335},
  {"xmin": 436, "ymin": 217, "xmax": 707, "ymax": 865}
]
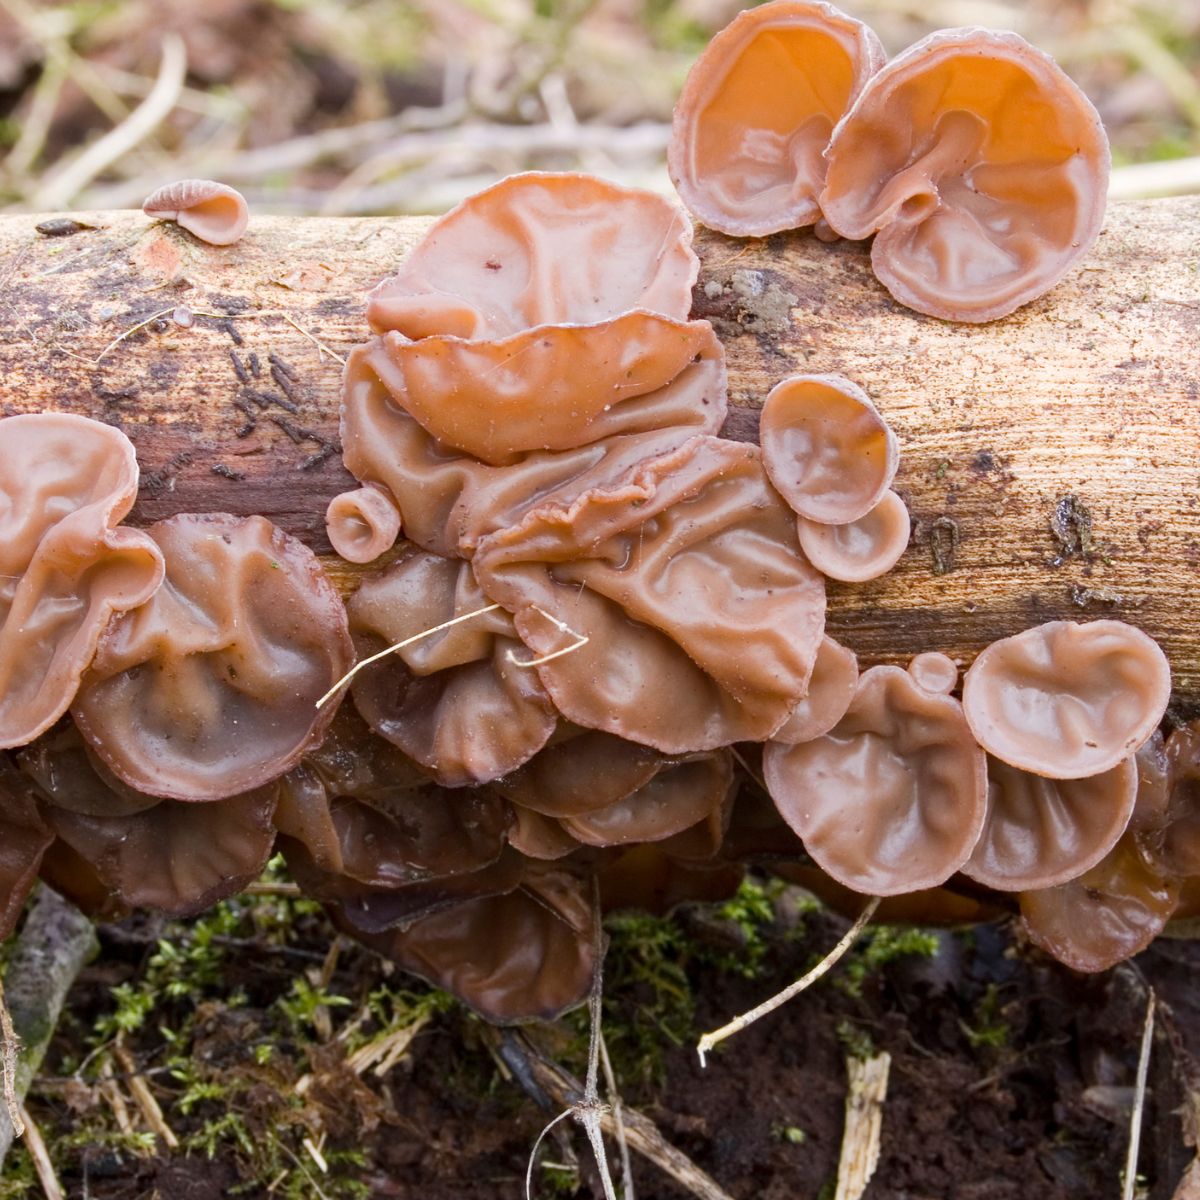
[{"xmin": 0, "ymin": 203, "xmax": 1198, "ymax": 692}]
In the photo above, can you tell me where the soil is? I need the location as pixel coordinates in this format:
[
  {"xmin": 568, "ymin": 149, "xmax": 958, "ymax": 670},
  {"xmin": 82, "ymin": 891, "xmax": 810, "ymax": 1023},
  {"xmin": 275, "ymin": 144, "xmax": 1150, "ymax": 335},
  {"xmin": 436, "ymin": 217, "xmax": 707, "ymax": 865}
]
[{"xmin": 14, "ymin": 892, "xmax": 1199, "ymax": 1200}]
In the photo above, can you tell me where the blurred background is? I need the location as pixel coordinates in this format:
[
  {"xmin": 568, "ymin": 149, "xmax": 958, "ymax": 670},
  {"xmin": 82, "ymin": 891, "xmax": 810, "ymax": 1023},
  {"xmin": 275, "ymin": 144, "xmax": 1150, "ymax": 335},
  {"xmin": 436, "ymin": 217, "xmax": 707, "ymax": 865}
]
[{"xmin": 0, "ymin": 0, "xmax": 1197, "ymax": 216}]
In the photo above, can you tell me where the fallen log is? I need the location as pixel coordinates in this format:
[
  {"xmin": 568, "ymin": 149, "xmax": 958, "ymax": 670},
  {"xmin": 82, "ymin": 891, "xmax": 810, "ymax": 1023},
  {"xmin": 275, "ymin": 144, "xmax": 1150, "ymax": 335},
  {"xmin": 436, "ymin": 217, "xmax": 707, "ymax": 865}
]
[{"xmin": 0, "ymin": 200, "xmax": 1198, "ymax": 696}]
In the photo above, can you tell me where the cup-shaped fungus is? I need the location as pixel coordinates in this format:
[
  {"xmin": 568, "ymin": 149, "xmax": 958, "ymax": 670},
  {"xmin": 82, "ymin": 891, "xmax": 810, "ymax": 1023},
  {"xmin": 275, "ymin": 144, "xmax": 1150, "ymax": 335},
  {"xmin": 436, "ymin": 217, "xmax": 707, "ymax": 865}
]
[
  {"xmin": 0, "ymin": 414, "xmax": 165, "ymax": 749},
  {"xmin": 668, "ymin": 1, "xmax": 884, "ymax": 236},
  {"xmin": 1153, "ymin": 723, "xmax": 1200, "ymax": 877},
  {"xmin": 368, "ymin": 314, "xmax": 726, "ymax": 466},
  {"xmin": 73, "ymin": 514, "xmax": 354, "ymax": 801},
  {"xmin": 473, "ymin": 436, "xmax": 826, "ymax": 753},
  {"xmin": 760, "ymin": 374, "xmax": 899, "ymax": 526},
  {"xmin": 962, "ymin": 755, "xmax": 1138, "ymax": 891},
  {"xmin": 0, "ymin": 756, "xmax": 53, "ymax": 939},
  {"xmin": 347, "ymin": 550, "xmax": 556, "ymax": 787},
  {"xmin": 597, "ymin": 843, "xmax": 744, "ymax": 916},
  {"xmin": 961, "ymin": 620, "xmax": 1171, "ymax": 780},
  {"xmin": 365, "ymin": 172, "xmax": 698, "ymax": 340},
  {"xmin": 771, "ymin": 635, "xmax": 859, "ymax": 744},
  {"xmin": 796, "ymin": 490, "xmax": 911, "ymax": 582},
  {"xmin": 820, "ymin": 28, "xmax": 1110, "ymax": 321},
  {"xmin": 325, "ymin": 485, "xmax": 401, "ymax": 565},
  {"xmin": 142, "ymin": 180, "xmax": 249, "ymax": 246},
  {"xmin": 764, "ymin": 664, "xmax": 988, "ymax": 895},
  {"xmin": 907, "ymin": 651, "xmax": 959, "ymax": 696},
  {"xmin": 340, "ymin": 332, "xmax": 727, "ymax": 560}
]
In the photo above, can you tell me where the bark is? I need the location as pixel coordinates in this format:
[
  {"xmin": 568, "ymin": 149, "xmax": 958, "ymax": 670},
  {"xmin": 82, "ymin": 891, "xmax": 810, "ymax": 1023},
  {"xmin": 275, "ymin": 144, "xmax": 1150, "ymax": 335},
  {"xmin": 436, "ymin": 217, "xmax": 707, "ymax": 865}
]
[{"xmin": 0, "ymin": 201, "xmax": 1198, "ymax": 696}]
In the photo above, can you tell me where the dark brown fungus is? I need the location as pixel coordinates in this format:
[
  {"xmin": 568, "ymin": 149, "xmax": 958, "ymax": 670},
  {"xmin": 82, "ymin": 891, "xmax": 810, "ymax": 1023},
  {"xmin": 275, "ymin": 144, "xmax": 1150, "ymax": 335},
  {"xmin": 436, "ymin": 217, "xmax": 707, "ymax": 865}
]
[
  {"xmin": 366, "ymin": 172, "xmax": 697, "ymax": 339},
  {"xmin": 0, "ymin": 755, "xmax": 53, "ymax": 939},
  {"xmin": 668, "ymin": 1, "xmax": 884, "ymax": 236},
  {"xmin": 760, "ymin": 374, "xmax": 898, "ymax": 525},
  {"xmin": 820, "ymin": 28, "xmax": 1110, "ymax": 321},
  {"xmin": 0, "ymin": 414, "xmax": 165, "ymax": 749},
  {"xmin": 327, "ymin": 863, "xmax": 596, "ymax": 1023},
  {"xmin": 347, "ymin": 550, "xmax": 556, "ymax": 786},
  {"xmin": 771, "ymin": 635, "xmax": 858, "ymax": 744},
  {"xmin": 907, "ymin": 651, "xmax": 959, "ymax": 696},
  {"xmin": 508, "ymin": 805, "xmax": 582, "ymax": 861},
  {"xmin": 1019, "ymin": 839, "xmax": 1178, "ymax": 973},
  {"xmin": 962, "ymin": 755, "xmax": 1137, "ymax": 892},
  {"xmin": 371, "ymin": 314, "xmax": 725, "ymax": 466},
  {"xmin": 473, "ymin": 436, "xmax": 826, "ymax": 752},
  {"xmin": 340, "ymin": 328, "xmax": 727, "ymax": 560},
  {"xmin": 597, "ymin": 844, "xmax": 744, "ymax": 916},
  {"xmin": 961, "ymin": 620, "xmax": 1171, "ymax": 780},
  {"xmin": 142, "ymin": 179, "xmax": 249, "ymax": 246},
  {"xmin": 764, "ymin": 665, "xmax": 987, "ymax": 895},
  {"xmin": 325, "ymin": 485, "xmax": 401, "ymax": 565},
  {"xmin": 796, "ymin": 490, "xmax": 911, "ymax": 583},
  {"xmin": 1151, "ymin": 723, "xmax": 1200, "ymax": 877},
  {"xmin": 73, "ymin": 514, "xmax": 353, "ymax": 801}
]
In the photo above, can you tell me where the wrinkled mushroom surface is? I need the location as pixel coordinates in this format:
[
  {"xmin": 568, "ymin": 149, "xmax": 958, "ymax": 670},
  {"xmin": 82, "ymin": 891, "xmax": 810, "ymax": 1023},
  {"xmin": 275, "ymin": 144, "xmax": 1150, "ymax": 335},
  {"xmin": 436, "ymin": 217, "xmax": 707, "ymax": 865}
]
[
  {"xmin": 0, "ymin": 414, "xmax": 165, "ymax": 750},
  {"xmin": 1153, "ymin": 724, "xmax": 1200, "ymax": 877},
  {"xmin": 341, "ymin": 337, "xmax": 726, "ymax": 559},
  {"xmin": 142, "ymin": 179, "xmax": 249, "ymax": 246},
  {"xmin": 366, "ymin": 172, "xmax": 697, "ymax": 339},
  {"xmin": 961, "ymin": 620, "xmax": 1171, "ymax": 780},
  {"xmin": 764, "ymin": 665, "xmax": 987, "ymax": 895},
  {"xmin": 474, "ymin": 436, "xmax": 826, "ymax": 752},
  {"xmin": 821, "ymin": 28, "xmax": 1110, "ymax": 321},
  {"xmin": 771, "ymin": 635, "xmax": 859, "ymax": 744},
  {"xmin": 348, "ymin": 550, "xmax": 556, "ymax": 786},
  {"xmin": 963, "ymin": 755, "xmax": 1138, "ymax": 891},
  {"xmin": 325, "ymin": 485, "xmax": 401, "ymax": 565},
  {"xmin": 760, "ymin": 374, "xmax": 898, "ymax": 525},
  {"xmin": 668, "ymin": 1, "xmax": 884, "ymax": 236},
  {"xmin": 796, "ymin": 490, "xmax": 910, "ymax": 582},
  {"xmin": 597, "ymin": 844, "xmax": 743, "ymax": 916},
  {"xmin": 74, "ymin": 514, "xmax": 353, "ymax": 801}
]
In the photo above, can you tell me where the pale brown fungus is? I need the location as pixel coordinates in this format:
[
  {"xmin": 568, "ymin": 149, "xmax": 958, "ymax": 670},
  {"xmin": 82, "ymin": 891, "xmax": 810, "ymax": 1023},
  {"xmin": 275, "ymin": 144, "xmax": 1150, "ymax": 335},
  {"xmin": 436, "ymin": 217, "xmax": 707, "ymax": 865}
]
[{"xmin": 142, "ymin": 179, "xmax": 249, "ymax": 246}]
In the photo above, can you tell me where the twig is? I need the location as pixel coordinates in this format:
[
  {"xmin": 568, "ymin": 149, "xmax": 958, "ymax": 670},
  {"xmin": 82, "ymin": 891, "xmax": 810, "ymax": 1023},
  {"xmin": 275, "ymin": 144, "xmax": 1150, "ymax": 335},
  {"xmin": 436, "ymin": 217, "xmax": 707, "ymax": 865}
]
[
  {"xmin": 0, "ymin": 887, "xmax": 97, "ymax": 1165},
  {"xmin": 96, "ymin": 1057, "xmax": 135, "ymax": 1138},
  {"xmin": 0, "ymin": 979, "xmax": 22, "ymax": 1139},
  {"xmin": 281, "ymin": 313, "xmax": 346, "ymax": 366},
  {"xmin": 1123, "ymin": 989, "xmax": 1156, "ymax": 1200},
  {"xmin": 316, "ymin": 604, "xmax": 503, "ymax": 708},
  {"xmin": 34, "ymin": 33, "xmax": 187, "ymax": 209},
  {"xmin": 112, "ymin": 1039, "xmax": 178, "ymax": 1149},
  {"xmin": 835, "ymin": 1052, "xmax": 891, "ymax": 1200},
  {"xmin": 696, "ymin": 898, "xmax": 881, "ymax": 1067},
  {"xmin": 1110, "ymin": 157, "xmax": 1200, "ymax": 201},
  {"xmin": 599, "ymin": 1033, "xmax": 635, "ymax": 1200},
  {"xmin": 18, "ymin": 1105, "xmax": 62, "ymax": 1200}
]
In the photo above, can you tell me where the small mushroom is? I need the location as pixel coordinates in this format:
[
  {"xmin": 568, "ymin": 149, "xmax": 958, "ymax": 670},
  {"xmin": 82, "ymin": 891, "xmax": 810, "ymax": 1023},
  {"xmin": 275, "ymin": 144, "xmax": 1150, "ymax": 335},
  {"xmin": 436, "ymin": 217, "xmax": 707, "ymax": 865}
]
[
  {"xmin": 142, "ymin": 180, "xmax": 249, "ymax": 246},
  {"xmin": 347, "ymin": 550, "xmax": 557, "ymax": 787},
  {"xmin": 796, "ymin": 490, "xmax": 911, "ymax": 582},
  {"xmin": 961, "ymin": 620, "xmax": 1171, "ymax": 780},
  {"xmin": 366, "ymin": 172, "xmax": 698, "ymax": 339},
  {"xmin": 771, "ymin": 635, "xmax": 859, "ymax": 744},
  {"xmin": 73, "ymin": 513, "xmax": 354, "ymax": 801},
  {"xmin": 760, "ymin": 374, "xmax": 898, "ymax": 525},
  {"xmin": 820, "ymin": 28, "xmax": 1110, "ymax": 321},
  {"xmin": 325, "ymin": 485, "xmax": 401, "ymax": 565},
  {"xmin": 764, "ymin": 663, "xmax": 988, "ymax": 895},
  {"xmin": 668, "ymin": 1, "xmax": 884, "ymax": 236},
  {"xmin": 371, "ymin": 313, "xmax": 726, "ymax": 466},
  {"xmin": 0, "ymin": 413, "xmax": 165, "ymax": 749},
  {"xmin": 962, "ymin": 755, "xmax": 1138, "ymax": 891},
  {"xmin": 907, "ymin": 651, "xmax": 959, "ymax": 696},
  {"xmin": 473, "ymin": 435, "xmax": 827, "ymax": 753}
]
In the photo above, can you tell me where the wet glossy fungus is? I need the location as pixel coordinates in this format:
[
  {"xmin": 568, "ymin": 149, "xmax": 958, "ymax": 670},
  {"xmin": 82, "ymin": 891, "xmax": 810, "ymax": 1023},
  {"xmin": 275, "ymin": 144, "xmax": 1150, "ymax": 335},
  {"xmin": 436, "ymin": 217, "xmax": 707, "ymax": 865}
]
[
  {"xmin": 142, "ymin": 179, "xmax": 250, "ymax": 246},
  {"xmin": 796, "ymin": 490, "xmax": 911, "ymax": 583}
]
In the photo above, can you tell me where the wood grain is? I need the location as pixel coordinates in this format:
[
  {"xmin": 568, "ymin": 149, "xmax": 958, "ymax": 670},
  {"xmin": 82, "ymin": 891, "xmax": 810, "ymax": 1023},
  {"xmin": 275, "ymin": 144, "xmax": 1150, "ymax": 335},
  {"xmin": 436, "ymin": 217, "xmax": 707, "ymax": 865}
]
[{"xmin": 1, "ymin": 202, "xmax": 1198, "ymax": 697}]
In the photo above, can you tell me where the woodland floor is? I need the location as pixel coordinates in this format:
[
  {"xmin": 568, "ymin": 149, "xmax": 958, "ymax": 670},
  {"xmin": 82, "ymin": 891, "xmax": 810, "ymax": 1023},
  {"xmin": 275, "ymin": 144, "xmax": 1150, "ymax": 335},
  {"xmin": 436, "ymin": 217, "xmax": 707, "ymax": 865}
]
[{"xmin": 4, "ymin": 871, "xmax": 1197, "ymax": 1200}]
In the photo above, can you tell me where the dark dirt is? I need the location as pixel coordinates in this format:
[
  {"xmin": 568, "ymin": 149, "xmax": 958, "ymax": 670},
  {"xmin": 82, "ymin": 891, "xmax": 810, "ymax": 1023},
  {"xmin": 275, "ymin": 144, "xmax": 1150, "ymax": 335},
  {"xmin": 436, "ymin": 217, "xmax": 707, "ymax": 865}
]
[{"xmin": 14, "ymin": 891, "xmax": 1198, "ymax": 1200}]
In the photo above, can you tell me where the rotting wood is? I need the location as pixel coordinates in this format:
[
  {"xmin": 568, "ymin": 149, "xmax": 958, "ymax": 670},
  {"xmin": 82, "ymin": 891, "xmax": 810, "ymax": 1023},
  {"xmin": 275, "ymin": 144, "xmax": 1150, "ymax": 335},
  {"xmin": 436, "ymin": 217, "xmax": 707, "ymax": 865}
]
[
  {"xmin": 0, "ymin": 201, "xmax": 1199, "ymax": 694},
  {"xmin": 834, "ymin": 1051, "xmax": 891, "ymax": 1200}
]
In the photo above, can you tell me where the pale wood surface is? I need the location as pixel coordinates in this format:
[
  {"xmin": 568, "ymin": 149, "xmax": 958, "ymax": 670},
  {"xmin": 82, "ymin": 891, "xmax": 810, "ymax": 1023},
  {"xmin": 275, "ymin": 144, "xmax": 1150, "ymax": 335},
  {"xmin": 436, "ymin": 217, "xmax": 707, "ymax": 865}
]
[{"xmin": 0, "ymin": 202, "xmax": 1198, "ymax": 697}]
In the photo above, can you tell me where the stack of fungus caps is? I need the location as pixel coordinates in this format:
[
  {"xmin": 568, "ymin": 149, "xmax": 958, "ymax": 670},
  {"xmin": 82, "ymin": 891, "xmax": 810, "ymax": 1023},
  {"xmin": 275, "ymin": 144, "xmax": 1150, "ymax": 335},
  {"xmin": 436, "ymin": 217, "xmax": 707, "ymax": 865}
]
[
  {"xmin": 0, "ymin": 411, "xmax": 356, "ymax": 928},
  {"xmin": 669, "ymin": 3, "xmax": 1110, "ymax": 321}
]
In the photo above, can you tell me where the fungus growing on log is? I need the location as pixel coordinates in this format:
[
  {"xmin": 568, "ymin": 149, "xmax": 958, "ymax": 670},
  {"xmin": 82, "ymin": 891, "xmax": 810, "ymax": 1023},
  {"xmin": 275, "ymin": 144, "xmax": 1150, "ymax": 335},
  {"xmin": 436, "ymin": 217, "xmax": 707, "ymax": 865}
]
[
  {"xmin": 365, "ymin": 172, "xmax": 698, "ymax": 339},
  {"xmin": 820, "ymin": 28, "xmax": 1110, "ymax": 322},
  {"xmin": 760, "ymin": 374, "xmax": 898, "ymax": 526},
  {"xmin": 73, "ymin": 513, "xmax": 353, "ymax": 801},
  {"xmin": 325, "ymin": 485, "xmax": 401, "ymax": 565},
  {"xmin": 0, "ymin": 755, "xmax": 53, "ymax": 939},
  {"xmin": 796, "ymin": 489, "xmax": 911, "ymax": 582},
  {"xmin": 771, "ymin": 635, "xmax": 859, "ymax": 744},
  {"xmin": 907, "ymin": 652, "xmax": 959, "ymax": 696},
  {"xmin": 142, "ymin": 179, "xmax": 250, "ymax": 246},
  {"xmin": 0, "ymin": 413, "xmax": 165, "ymax": 750},
  {"xmin": 764, "ymin": 662, "xmax": 988, "ymax": 895},
  {"xmin": 667, "ymin": 0, "xmax": 884, "ymax": 236},
  {"xmin": 961, "ymin": 620, "xmax": 1171, "ymax": 780}
]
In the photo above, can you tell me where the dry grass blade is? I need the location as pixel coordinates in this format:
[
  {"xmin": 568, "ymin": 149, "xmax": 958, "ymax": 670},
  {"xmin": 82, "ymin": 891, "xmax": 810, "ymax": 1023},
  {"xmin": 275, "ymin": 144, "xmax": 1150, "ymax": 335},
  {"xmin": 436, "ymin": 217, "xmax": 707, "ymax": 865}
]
[
  {"xmin": 1123, "ymin": 989, "xmax": 1156, "ymax": 1200},
  {"xmin": 112, "ymin": 1039, "xmax": 178, "ymax": 1149},
  {"xmin": 0, "ymin": 979, "xmax": 23, "ymax": 1140},
  {"xmin": 19, "ymin": 1105, "xmax": 62, "ymax": 1200}
]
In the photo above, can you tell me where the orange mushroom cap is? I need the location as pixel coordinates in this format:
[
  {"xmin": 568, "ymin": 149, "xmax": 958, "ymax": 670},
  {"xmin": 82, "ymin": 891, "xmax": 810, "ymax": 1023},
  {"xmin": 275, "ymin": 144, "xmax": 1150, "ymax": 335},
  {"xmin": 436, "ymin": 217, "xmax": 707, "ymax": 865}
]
[{"xmin": 142, "ymin": 179, "xmax": 249, "ymax": 246}]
